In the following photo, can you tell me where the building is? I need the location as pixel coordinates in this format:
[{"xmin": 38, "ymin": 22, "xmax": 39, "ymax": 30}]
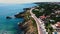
[
  {"xmin": 51, "ymin": 22, "xmax": 60, "ymax": 34},
  {"xmin": 39, "ymin": 15, "xmax": 46, "ymax": 20},
  {"xmin": 55, "ymin": 10, "xmax": 60, "ymax": 14},
  {"xmin": 53, "ymin": 22, "xmax": 60, "ymax": 32}
]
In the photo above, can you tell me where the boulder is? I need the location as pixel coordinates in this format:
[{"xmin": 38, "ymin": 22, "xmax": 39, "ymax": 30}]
[{"xmin": 6, "ymin": 16, "xmax": 12, "ymax": 19}]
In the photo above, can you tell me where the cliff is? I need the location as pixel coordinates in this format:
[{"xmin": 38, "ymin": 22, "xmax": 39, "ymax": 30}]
[{"xmin": 15, "ymin": 8, "xmax": 38, "ymax": 34}]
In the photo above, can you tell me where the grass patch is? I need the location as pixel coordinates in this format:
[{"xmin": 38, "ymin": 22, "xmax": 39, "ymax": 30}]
[{"xmin": 30, "ymin": 17, "xmax": 38, "ymax": 34}]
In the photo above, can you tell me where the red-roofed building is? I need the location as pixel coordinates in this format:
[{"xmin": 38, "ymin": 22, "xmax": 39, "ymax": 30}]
[
  {"xmin": 54, "ymin": 22, "xmax": 60, "ymax": 32},
  {"xmin": 40, "ymin": 15, "xmax": 46, "ymax": 20}
]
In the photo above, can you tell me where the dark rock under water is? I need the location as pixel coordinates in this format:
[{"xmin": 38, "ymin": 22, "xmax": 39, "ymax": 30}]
[{"xmin": 6, "ymin": 16, "xmax": 12, "ymax": 19}]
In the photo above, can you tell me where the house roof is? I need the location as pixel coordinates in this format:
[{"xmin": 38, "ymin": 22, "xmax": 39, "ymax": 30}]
[
  {"xmin": 55, "ymin": 22, "xmax": 60, "ymax": 28},
  {"xmin": 40, "ymin": 15, "xmax": 46, "ymax": 19}
]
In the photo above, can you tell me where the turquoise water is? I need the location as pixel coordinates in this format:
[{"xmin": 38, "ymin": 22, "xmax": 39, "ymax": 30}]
[{"xmin": 0, "ymin": 3, "xmax": 37, "ymax": 34}]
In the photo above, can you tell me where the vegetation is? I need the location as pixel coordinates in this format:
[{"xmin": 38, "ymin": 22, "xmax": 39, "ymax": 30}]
[
  {"xmin": 32, "ymin": 3, "xmax": 60, "ymax": 34},
  {"xmin": 50, "ymin": 16, "xmax": 60, "ymax": 22},
  {"xmin": 32, "ymin": 9, "xmax": 44, "ymax": 18},
  {"xmin": 31, "ymin": 17, "xmax": 38, "ymax": 34},
  {"xmin": 45, "ymin": 22, "xmax": 54, "ymax": 34},
  {"xmin": 33, "ymin": 3, "xmax": 60, "ymax": 17},
  {"xmin": 18, "ymin": 9, "xmax": 38, "ymax": 34}
]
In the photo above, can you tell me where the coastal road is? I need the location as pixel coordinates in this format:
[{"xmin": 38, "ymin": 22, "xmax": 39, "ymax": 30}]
[{"xmin": 30, "ymin": 8, "xmax": 46, "ymax": 34}]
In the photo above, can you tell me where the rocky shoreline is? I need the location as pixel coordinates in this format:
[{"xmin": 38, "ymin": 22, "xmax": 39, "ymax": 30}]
[{"xmin": 15, "ymin": 8, "xmax": 38, "ymax": 34}]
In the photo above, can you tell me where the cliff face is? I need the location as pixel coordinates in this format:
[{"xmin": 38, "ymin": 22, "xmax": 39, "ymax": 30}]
[
  {"xmin": 16, "ymin": 9, "xmax": 38, "ymax": 34},
  {"xmin": 20, "ymin": 19, "xmax": 38, "ymax": 34}
]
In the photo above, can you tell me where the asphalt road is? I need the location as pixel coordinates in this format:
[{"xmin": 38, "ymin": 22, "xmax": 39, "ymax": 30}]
[{"xmin": 30, "ymin": 8, "xmax": 46, "ymax": 34}]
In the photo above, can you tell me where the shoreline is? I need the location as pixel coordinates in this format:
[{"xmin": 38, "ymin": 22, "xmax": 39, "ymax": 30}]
[{"xmin": 14, "ymin": 7, "xmax": 38, "ymax": 34}]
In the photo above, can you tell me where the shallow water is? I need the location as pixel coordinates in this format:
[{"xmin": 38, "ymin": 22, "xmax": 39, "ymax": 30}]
[{"xmin": 0, "ymin": 3, "xmax": 37, "ymax": 34}]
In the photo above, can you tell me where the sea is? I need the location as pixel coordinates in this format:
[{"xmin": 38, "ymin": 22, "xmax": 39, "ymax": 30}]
[{"xmin": 0, "ymin": 3, "xmax": 37, "ymax": 34}]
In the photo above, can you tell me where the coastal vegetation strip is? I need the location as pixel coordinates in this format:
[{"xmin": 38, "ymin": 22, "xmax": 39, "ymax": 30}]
[{"xmin": 15, "ymin": 8, "xmax": 38, "ymax": 34}]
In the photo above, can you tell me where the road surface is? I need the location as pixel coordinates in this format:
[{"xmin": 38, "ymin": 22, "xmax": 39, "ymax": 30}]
[{"xmin": 30, "ymin": 8, "xmax": 46, "ymax": 34}]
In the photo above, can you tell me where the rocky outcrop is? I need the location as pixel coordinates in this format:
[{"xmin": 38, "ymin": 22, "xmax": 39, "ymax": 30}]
[
  {"xmin": 18, "ymin": 20, "xmax": 38, "ymax": 34},
  {"xmin": 14, "ymin": 12, "xmax": 25, "ymax": 18},
  {"xmin": 14, "ymin": 8, "xmax": 31, "ymax": 18},
  {"xmin": 6, "ymin": 16, "xmax": 12, "ymax": 19},
  {"xmin": 16, "ymin": 8, "xmax": 38, "ymax": 34},
  {"xmin": 23, "ymin": 8, "xmax": 31, "ymax": 10}
]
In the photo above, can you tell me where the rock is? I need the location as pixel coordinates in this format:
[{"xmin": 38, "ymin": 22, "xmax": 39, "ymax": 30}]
[
  {"xmin": 6, "ymin": 16, "xmax": 12, "ymax": 19},
  {"xmin": 14, "ymin": 14, "xmax": 24, "ymax": 18},
  {"xmin": 14, "ymin": 12, "xmax": 25, "ymax": 18},
  {"xmin": 23, "ymin": 8, "xmax": 31, "ymax": 10}
]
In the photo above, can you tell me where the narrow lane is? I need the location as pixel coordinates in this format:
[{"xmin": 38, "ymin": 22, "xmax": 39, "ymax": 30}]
[
  {"xmin": 30, "ymin": 8, "xmax": 46, "ymax": 34},
  {"xmin": 30, "ymin": 8, "xmax": 43, "ymax": 34}
]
